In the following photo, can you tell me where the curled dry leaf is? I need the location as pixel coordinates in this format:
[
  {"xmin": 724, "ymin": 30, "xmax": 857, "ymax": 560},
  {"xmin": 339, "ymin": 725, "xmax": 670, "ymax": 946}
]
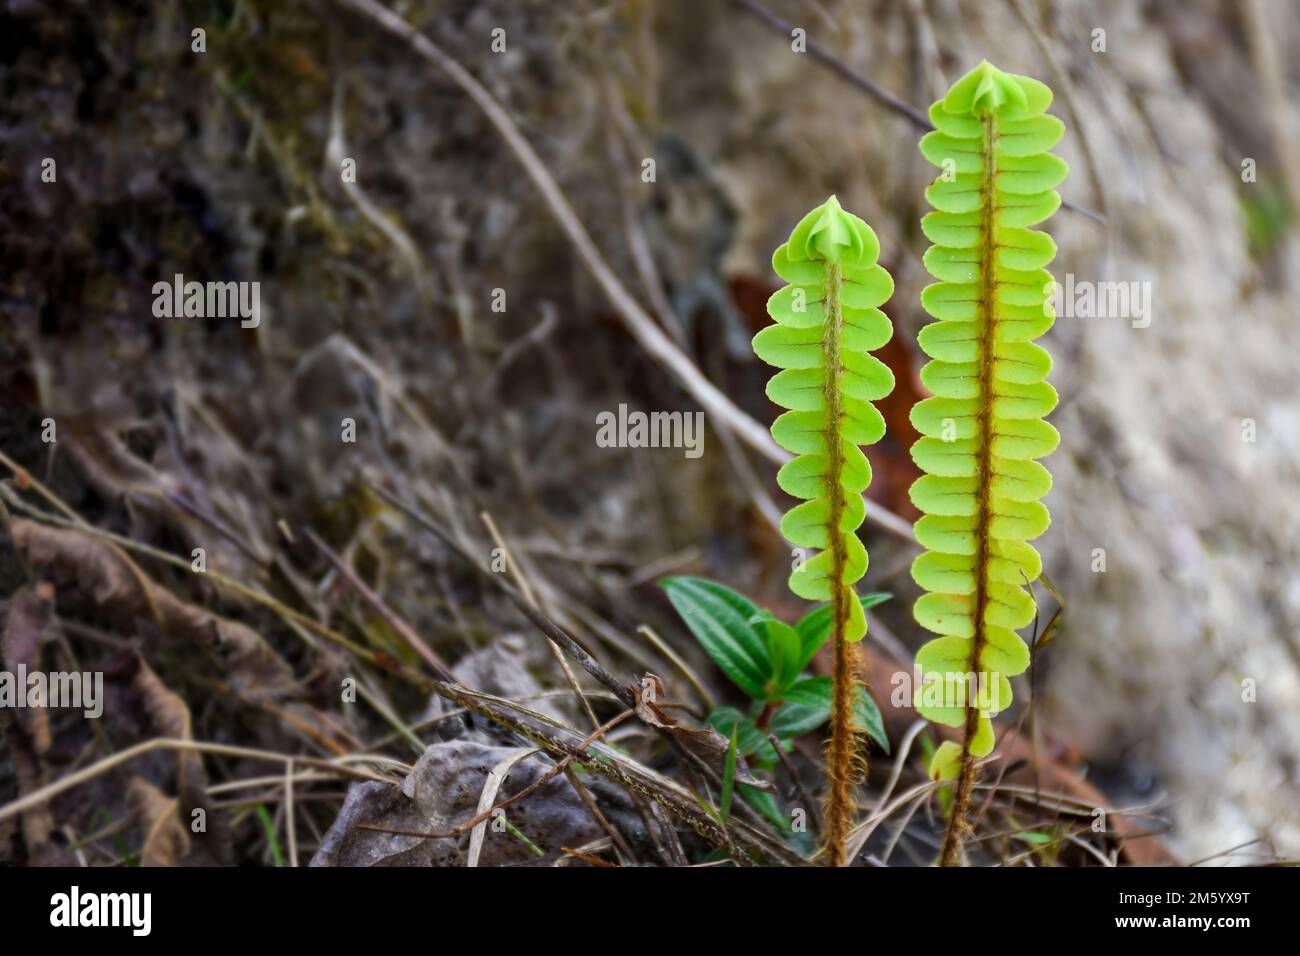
[
  {"xmin": 0, "ymin": 584, "xmax": 64, "ymax": 863},
  {"xmin": 129, "ymin": 657, "xmax": 232, "ymax": 864},
  {"xmin": 630, "ymin": 672, "xmax": 769, "ymax": 790},
  {"xmin": 631, "ymin": 673, "xmax": 677, "ymax": 727},
  {"xmin": 131, "ymin": 659, "xmax": 202, "ymax": 808},
  {"xmin": 1, "ymin": 717, "xmax": 63, "ymax": 864},
  {"xmin": 0, "ymin": 584, "xmax": 54, "ymax": 754},
  {"xmin": 127, "ymin": 776, "xmax": 192, "ymax": 867},
  {"xmin": 664, "ymin": 723, "xmax": 772, "ymax": 791}
]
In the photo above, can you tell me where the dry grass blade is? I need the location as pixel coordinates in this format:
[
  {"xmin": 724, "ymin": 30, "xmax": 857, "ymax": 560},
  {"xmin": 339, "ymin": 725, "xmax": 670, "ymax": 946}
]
[
  {"xmin": 303, "ymin": 527, "xmax": 454, "ymax": 680},
  {"xmin": 370, "ymin": 485, "xmax": 784, "ymax": 831},
  {"xmin": 466, "ymin": 748, "xmax": 539, "ymax": 868},
  {"xmin": 0, "ymin": 739, "xmax": 401, "ymax": 829}
]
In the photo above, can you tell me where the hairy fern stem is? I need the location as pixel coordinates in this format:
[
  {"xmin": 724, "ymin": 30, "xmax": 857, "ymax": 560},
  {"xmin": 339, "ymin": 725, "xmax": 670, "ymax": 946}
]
[{"xmin": 822, "ymin": 259, "xmax": 860, "ymax": 867}]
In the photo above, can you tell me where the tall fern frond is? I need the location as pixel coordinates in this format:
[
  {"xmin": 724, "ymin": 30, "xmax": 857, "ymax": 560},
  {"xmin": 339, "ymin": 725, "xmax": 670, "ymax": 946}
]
[
  {"xmin": 907, "ymin": 62, "xmax": 1067, "ymax": 866},
  {"xmin": 753, "ymin": 196, "xmax": 896, "ymax": 866}
]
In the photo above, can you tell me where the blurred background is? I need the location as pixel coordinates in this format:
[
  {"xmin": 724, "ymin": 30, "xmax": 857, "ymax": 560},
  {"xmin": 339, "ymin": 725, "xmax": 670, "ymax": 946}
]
[{"xmin": 1, "ymin": 0, "xmax": 1297, "ymax": 866}]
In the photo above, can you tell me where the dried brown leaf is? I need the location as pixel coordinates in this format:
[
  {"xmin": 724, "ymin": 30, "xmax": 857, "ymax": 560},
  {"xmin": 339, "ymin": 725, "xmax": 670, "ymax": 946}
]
[
  {"xmin": 1, "ymin": 718, "xmax": 57, "ymax": 864},
  {"xmin": 129, "ymin": 656, "xmax": 233, "ymax": 864},
  {"xmin": 0, "ymin": 584, "xmax": 54, "ymax": 754},
  {"xmin": 127, "ymin": 776, "xmax": 191, "ymax": 867},
  {"xmin": 631, "ymin": 673, "xmax": 677, "ymax": 727},
  {"xmin": 132, "ymin": 658, "xmax": 202, "ymax": 806}
]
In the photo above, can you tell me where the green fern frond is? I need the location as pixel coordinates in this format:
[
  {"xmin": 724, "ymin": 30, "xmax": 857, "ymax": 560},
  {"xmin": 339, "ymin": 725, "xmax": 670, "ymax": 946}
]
[
  {"xmin": 907, "ymin": 61, "xmax": 1067, "ymax": 865},
  {"xmin": 753, "ymin": 196, "xmax": 896, "ymax": 865}
]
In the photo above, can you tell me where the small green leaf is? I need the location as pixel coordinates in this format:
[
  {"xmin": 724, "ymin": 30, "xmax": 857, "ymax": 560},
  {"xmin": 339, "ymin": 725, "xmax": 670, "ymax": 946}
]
[
  {"xmin": 660, "ymin": 577, "xmax": 771, "ymax": 699},
  {"xmin": 771, "ymin": 676, "xmax": 890, "ymax": 753},
  {"xmin": 707, "ymin": 707, "xmax": 777, "ymax": 764},
  {"xmin": 792, "ymin": 592, "xmax": 892, "ymax": 669},
  {"xmin": 720, "ymin": 725, "xmax": 738, "ymax": 823},
  {"xmin": 851, "ymin": 686, "xmax": 889, "ymax": 755},
  {"xmin": 692, "ymin": 788, "xmax": 723, "ymax": 826},
  {"xmin": 751, "ymin": 613, "xmax": 804, "ymax": 696},
  {"xmin": 739, "ymin": 784, "xmax": 787, "ymax": 834},
  {"xmin": 771, "ymin": 689, "xmax": 832, "ymax": 739}
]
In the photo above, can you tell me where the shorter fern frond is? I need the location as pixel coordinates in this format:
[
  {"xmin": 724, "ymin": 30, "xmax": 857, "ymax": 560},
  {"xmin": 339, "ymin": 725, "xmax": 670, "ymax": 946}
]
[{"xmin": 753, "ymin": 195, "xmax": 896, "ymax": 866}]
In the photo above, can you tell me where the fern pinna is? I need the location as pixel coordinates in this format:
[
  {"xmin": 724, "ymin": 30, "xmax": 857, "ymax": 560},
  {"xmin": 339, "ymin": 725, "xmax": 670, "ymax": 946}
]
[
  {"xmin": 752, "ymin": 196, "xmax": 895, "ymax": 866},
  {"xmin": 908, "ymin": 62, "xmax": 1067, "ymax": 865}
]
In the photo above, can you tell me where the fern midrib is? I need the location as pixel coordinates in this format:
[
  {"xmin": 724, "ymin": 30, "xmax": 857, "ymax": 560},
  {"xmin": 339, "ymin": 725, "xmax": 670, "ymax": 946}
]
[
  {"xmin": 822, "ymin": 259, "xmax": 847, "ymax": 618},
  {"xmin": 945, "ymin": 112, "xmax": 1000, "ymax": 865},
  {"xmin": 822, "ymin": 256, "xmax": 855, "ymax": 867},
  {"xmin": 971, "ymin": 114, "xmax": 999, "ymax": 733}
]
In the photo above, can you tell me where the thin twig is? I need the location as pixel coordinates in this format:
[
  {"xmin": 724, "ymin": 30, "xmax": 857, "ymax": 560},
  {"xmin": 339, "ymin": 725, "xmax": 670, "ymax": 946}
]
[
  {"xmin": 768, "ymin": 733, "xmax": 820, "ymax": 836},
  {"xmin": 371, "ymin": 484, "xmax": 637, "ymax": 709},
  {"xmin": 730, "ymin": 0, "xmax": 931, "ymax": 127},
  {"xmin": 565, "ymin": 766, "xmax": 637, "ymax": 863},
  {"xmin": 304, "ymin": 527, "xmax": 455, "ymax": 681},
  {"xmin": 730, "ymin": 0, "xmax": 1105, "ymax": 225},
  {"xmin": 0, "ymin": 481, "xmax": 417, "ymax": 692}
]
